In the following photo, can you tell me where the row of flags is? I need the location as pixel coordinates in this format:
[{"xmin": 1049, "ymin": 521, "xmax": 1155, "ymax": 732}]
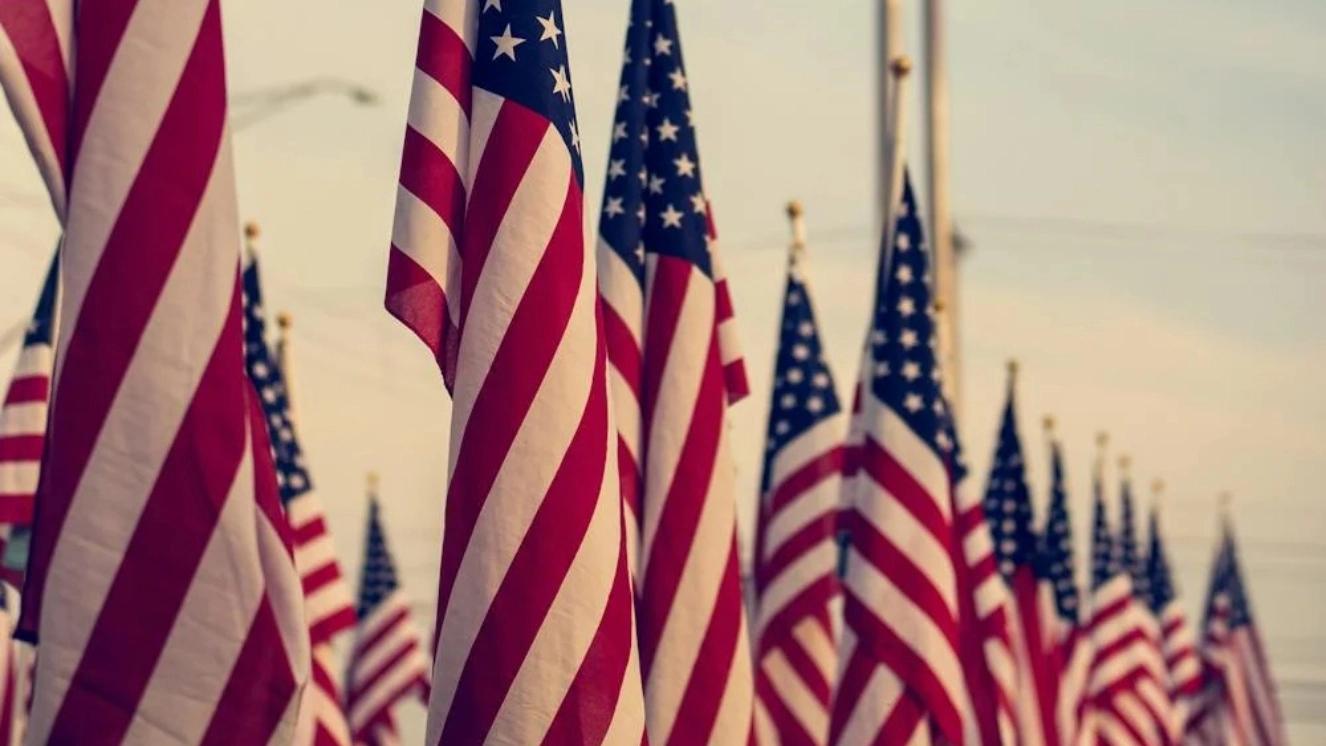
[{"xmin": 0, "ymin": 2, "xmax": 1289, "ymax": 746}]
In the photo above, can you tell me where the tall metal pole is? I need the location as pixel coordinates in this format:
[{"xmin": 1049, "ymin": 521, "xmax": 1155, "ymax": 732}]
[
  {"xmin": 878, "ymin": 0, "xmax": 903, "ymax": 235},
  {"xmin": 924, "ymin": 0, "xmax": 961, "ymax": 417}
]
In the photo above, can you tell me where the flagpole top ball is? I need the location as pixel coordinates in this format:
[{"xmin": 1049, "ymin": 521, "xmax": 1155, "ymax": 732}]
[
  {"xmin": 786, "ymin": 200, "xmax": 803, "ymax": 219},
  {"xmin": 276, "ymin": 311, "xmax": 292, "ymax": 331},
  {"xmin": 1042, "ymin": 415, "xmax": 1055, "ymax": 432},
  {"xmin": 367, "ymin": 471, "xmax": 379, "ymax": 492},
  {"xmin": 889, "ymin": 55, "xmax": 913, "ymax": 78},
  {"xmin": 1006, "ymin": 358, "xmax": 1019, "ymax": 378},
  {"xmin": 244, "ymin": 221, "xmax": 260, "ymax": 241},
  {"xmin": 933, "ymin": 299, "xmax": 946, "ymax": 313}
]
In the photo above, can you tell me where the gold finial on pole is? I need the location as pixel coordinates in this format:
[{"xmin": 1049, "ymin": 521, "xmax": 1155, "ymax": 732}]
[
  {"xmin": 786, "ymin": 200, "xmax": 807, "ymax": 260},
  {"xmin": 275, "ymin": 311, "xmax": 296, "ymax": 417},
  {"xmin": 244, "ymin": 221, "xmax": 260, "ymax": 241},
  {"xmin": 890, "ymin": 55, "xmax": 913, "ymax": 78},
  {"xmin": 1094, "ymin": 432, "xmax": 1109, "ymax": 480},
  {"xmin": 1042, "ymin": 415, "xmax": 1055, "ymax": 433},
  {"xmin": 1006, "ymin": 358, "xmax": 1019, "ymax": 380},
  {"xmin": 367, "ymin": 471, "xmax": 380, "ymax": 494},
  {"xmin": 1117, "ymin": 454, "xmax": 1131, "ymax": 476}
]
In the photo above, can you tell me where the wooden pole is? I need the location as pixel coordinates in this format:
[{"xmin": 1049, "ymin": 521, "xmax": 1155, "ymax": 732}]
[
  {"xmin": 924, "ymin": 0, "xmax": 960, "ymax": 417},
  {"xmin": 878, "ymin": 0, "xmax": 904, "ymax": 235},
  {"xmin": 881, "ymin": 55, "xmax": 912, "ymax": 268},
  {"xmin": 275, "ymin": 311, "xmax": 295, "ymax": 418}
]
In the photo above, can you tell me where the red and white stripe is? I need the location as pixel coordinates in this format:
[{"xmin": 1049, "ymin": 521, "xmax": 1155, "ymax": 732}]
[
  {"xmin": 1055, "ymin": 619, "xmax": 1092, "ymax": 745},
  {"xmin": 289, "ymin": 491, "xmax": 357, "ymax": 746},
  {"xmin": 7, "ymin": 2, "xmax": 309, "ymax": 741},
  {"xmin": 0, "ymin": 304, "xmax": 53, "ymax": 584},
  {"xmin": 1157, "ymin": 598, "xmax": 1201, "ymax": 742},
  {"xmin": 0, "ymin": 0, "xmax": 71, "ymax": 219},
  {"xmin": 1082, "ymin": 574, "xmax": 1170, "ymax": 746},
  {"xmin": 346, "ymin": 589, "xmax": 429, "ymax": 745},
  {"xmin": 386, "ymin": 1, "xmax": 646, "ymax": 743},
  {"xmin": 0, "ymin": 586, "xmax": 24, "ymax": 746}
]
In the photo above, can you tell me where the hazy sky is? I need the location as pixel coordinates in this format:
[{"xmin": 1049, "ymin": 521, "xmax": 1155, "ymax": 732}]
[{"xmin": 1, "ymin": 0, "xmax": 1323, "ymax": 739}]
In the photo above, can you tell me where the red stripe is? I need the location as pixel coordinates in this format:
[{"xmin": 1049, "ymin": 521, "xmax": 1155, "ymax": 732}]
[
  {"xmin": 415, "ymin": 10, "xmax": 472, "ymax": 117},
  {"xmin": 440, "ymin": 201, "xmax": 609, "ymax": 742},
  {"xmin": 773, "ymin": 611, "xmax": 834, "ymax": 704},
  {"xmin": 664, "ymin": 540, "xmax": 746, "ymax": 746},
  {"xmin": 0, "ymin": 435, "xmax": 43, "ymax": 464},
  {"xmin": 2, "ymin": 376, "xmax": 48, "ymax": 405},
  {"xmin": 47, "ymin": 289, "xmax": 249, "ymax": 741},
  {"xmin": 353, "ymin": 674, "xmax": 426, "ymax": 744},
  {"xmin": 872, "ymin": 689, "xmax": 925, "ymax": 746},
  {"xmin": 842, "ymin": 510, "xmax": 959, "ymax": 646},
  {"xmin": 601, "ymin": 301, "xmax": 642, "ymax": 404},
  {"xmin": 352, "ymin": 607, "xmax": 410, "ymax": 662},
  {"xmin": 756, "ymin": 574, "xmax": 837, "ymax": 664},
  {"xmin": 302, "ymin": 562, "xmax": 343, "ymax": 596},
  {"xmin": 755, "ymin": 668, "xmax": 815, "ymax": 746},
  {"xmin": 348, "ymin": 638, "xmax": 421, "ymax": 705},
  {"xmin": 764, "ymin": 446, "xmax": 844, "ymax": 517},
  {"xmin": 292, "ymin": 515, "xmax": 328, "ymax": 545},
  {"xmin": 0, "ymin": 0, "xmax": 69, "ymax": 174},
  {"xmin": 542, "ymin": 506, "xmax": 635, "ymax": 745},
  {"xmin": 1016, "ymin": 568, "xmax": 1063, "ymax": 746},
  {"xmin": 65, "ymin": 0, "xmax": 135, "ymax": 167},
  {"xmin": 617, "ymin": 435, "xmax": 640, "ymax": 525},
  {"xmin": 638, "ymin": 258, "xmax": 690, "ymax": 436},
  {"xmin": 0, "ymin": 494, "xmax": 35, "ymax": 525},
  {"xmin": 826, "ymin": 645, "xmax": 875, "ymax": 744},
  {"xmin": 756, "ymin": 504, "xmax": 836, "ymax": 589},
  {"xmin": 19, "ymin": 0, "xmax": 228, "ymax": 642},
  {"xmin": 431, "ymin": 104, "xmax": 555, "ymax": 633},
  {"xmin": 309, "ymin": 607, "xmax": 358, "ymax": 647},
  {"xmin": 385, "ymin": 245, "xmax": 454, "ymax": 385},
  {"xmin": 198, "ymin": 597, "xmax": 298, "ymax": 745}
]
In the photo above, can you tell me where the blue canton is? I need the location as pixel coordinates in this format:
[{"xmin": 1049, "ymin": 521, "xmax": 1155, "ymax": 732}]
[
  {"xmin": 597, "ymin": 0, "xmax": 715, "ymax": 283},
  {"xmin": 1036, "ymin": 441, "xmax": 1081, "ymax": 622},
  {"xmin": 475, "ymin": 0, "xmax": 584, "ymax": 183},
  {"xmin": 864, "ymin": 172, "xmax": 962, "ymax": 475},
  {"xmin": 1205, "ymin": 529, "xmax": 1254, "ymax": 629},
  {"xmin": 983, "ymin": 380, "xmax": 1036, "ymax": 579},
  {"xmin": 24, "ymin": 257, "xmax": 57, "ymax": 348},
  {"xmin": 1089, "ymin": 475, "xmax": 1115, "ymax": 591},
  {"xmin": 760, "ymin": 254, "xmax": 841, "ymax": 494},
  {"xmin": 1116, "ymin": 478, "xmax": 1149, "ymax": 601},
  {"xmin": 356, "ymin": 497, "xmax": 402, "ymax": 619},
  {"xmin": 1145, "ymin": 510, "xmax": 1176, "ymax": 613},
  {"xmin": 242, "ymin": 257, "xmax": 311, "ymax": 505}
]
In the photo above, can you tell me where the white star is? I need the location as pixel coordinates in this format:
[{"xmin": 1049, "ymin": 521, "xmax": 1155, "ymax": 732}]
[
  {"xmin": 668, "ymin": 68, "xmax": 688, "ymax": 90},
  {"xmin": 690, "ymin": 193, "xmax": 707, "ymax": 214},
  {"xmin": 673, "ymin": 153, "xmax": 696, "ymax": 177},
  {"xmin": 660, "ymin": 204, "xmax": 684, "ymax": 228},
  {"xmin": 781, "ymin": 393, "xmax": 796, "ymax": 409},
  {"xmin": 618, "ymin": 85, "xmax": 630, "ymax": 103},
  {"xmin": 788, "ymin": 290, "xmax": 802, "ymax": 305},
  {"xmin": 537, "ymin": 11, "xmax": 563, "ymax": 48},
  {"xmin": 897, "ymin": 296, "xmax": 915, "ymax": 316},
  {"xmin": 642, "ymin": 89, "xmax": 659, "ymax": 108},
  {"xmin": 786, "ymin": 368, "xmax": 804, "ymax": 384},
  {"xmin": 608, "ymin": 159, "xmax": 626, "ymax": 179},
  {"xmin": 904, "ymin": 393, "xmax": 923, "ymax": 413},
  {"xmin": 900, "ymin": 329, "xmax": 918, "ymax": 348},
  {"xmin": 648, "ymin": 174, "xmax": 666, "ymax": 194},
  {"xmin": 871, "ymin": 330, "xmax": 886, "ymax": 345},
  {"xmin": 812, "ymin": 371, "xmax": 830, "ymax": 388},
  {"xmin": 902, "ymin": 361, "xmax": 920, "ymax": 381},
  {"xmin": 604, "ymin": 196, "xmax": 625, "ymax": 218},
  {"xmin": 482, "ymin": 0, "xmax": 501, "ymax": 11},
  {"xmin": 798, "ymin": 320, "xmax": 814, "ymax": 337},
  {"xmin": 807, "ymin": 396, "xmax": 824, "ymax": 413},
  {"xmin": 490, "ymin": 24, "xmax": 525, "ymax": 61},
  {"xmin": 656, "ymin": 117, "xmax": 679, "ymax": 141},
  {"xmin": 653, "ymin": 35, "xmax": 674, "ymax": 56},
  {"xmin": 896, "ymin": 233, "xmax": 911, "ymax": 251},
  {"xmin": 549, "ymin": 65, "xmax": 572, "ymax": 101},
  {"xmin": 568, "ymin": 120, "xmax": 580, "ymax": 151},
  {"xmin": 637, "ymin": 205, "xmax": 646, "ymax": 223},
  {"xmin": 634, "ymin": 243, "xmax": 645, "ymax": 262},
  {"xmin": 613, "ymin": 122, "xmax": 628, "ymax": 141},
  {"xmin": 895, "ymin": 265, "xmax": 913, "ymax": 283},
  {"xmin": 792, "ymin": 344, "xmax": 809, "ymax": 361},
  {"xmin": 775, "ymin": 420, "xmax": 790, "ymax": 435},
  {"xmin": 638, "ymin": 167, "xmax": 648, "ymax": 185},
  {"xmin": 874, "ymin": 361, "xmax": 890, "ymax": 377}
]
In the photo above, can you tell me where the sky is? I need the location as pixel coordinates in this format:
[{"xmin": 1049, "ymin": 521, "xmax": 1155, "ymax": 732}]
[{"xmin": 1, "ymin": 0, "xmax": 1324, "ymax": 739}]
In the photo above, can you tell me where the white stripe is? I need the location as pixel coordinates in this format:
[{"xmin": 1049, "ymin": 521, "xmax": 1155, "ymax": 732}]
[
  {"xmin": 29, "ymin": 116, "xmax": 243, "ymax": 737},
  {"xmin": 0, "ymin": 464, "xmax": 39, "ymax": 496},
  {"xmin": 1095, "ymin": 709, "xmax": 1143, "ymax": 746},
  {"xmin": 0, "ymin": 27, "xmax": 66, "ymax": 217},
  {"xmin": 10, "ymin": 346, "xmax": 53, "ymax": 379},
  {"xmin": 753, "ymin": 698, "xmax": 776, "ymax": 746},
  {"xmin": 768, "ymin": 414, "xmax": 845, "ymax": 492},
  {"xmin": 597, "ymin": 238, "xmax": 644, "ymax": 350},
  {"xmin": 423, "ymin": 0, "xmax": 478, "ymax": 55},
  {"xmin": 350, "ymin": 651, "xmax": 429, "ymax": 731},
  {"xmin": 855, "ymin": 479, "xmax": 957, "ymax": 617},
  {"xmin": 0, "ymin": 401, "xmax": 48, "ymax": 438},
  {"xmin": 351, "ymin": 596, "xmax": 423, "ymax": 688},
  {"xmin": 708, "ymin": 609, "xmax": 754, "ymax": 746},
  {"xmin": 760, "ymin": 478, "xmax": 837, "ymax": 564},
  {"xmin": 761, "ymin": 648, "xmax": 828, "ymax": 743},
  {"xmin": 792, "ymin": 617, "xmax": 836, "ymax": 685},
  {"xmin": 872, "ymin": 402, "xmax": 951, "ymax": 520},
  {"xmin": 756, "ymin": 541, "xmax": 837, "ymax": 635},
  {"xmin": 836, "ymin": 663, "xmax": 904, "ymax": 746}
]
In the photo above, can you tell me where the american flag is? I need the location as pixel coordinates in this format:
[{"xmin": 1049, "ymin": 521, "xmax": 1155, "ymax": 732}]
[
  {"xmin": 1081, "ymin": 471, "xmax": 1169, "ymax": 746},
  {"xmin": 595, "ymin": 0, "xmax": 753, "ymax": 742},
  {"xmin": 1188, "ymin": 521, "xmax": 1285, "ymax": 746},
  {"xmin": 385, "ymin": 0, "xmax": 646, "ymax": 742},
  {"xmin": 346, "ymin": 492, "xmax": 429, "ymax": 745},
  {"xmin": 982, "ymin": 372, "xmax": 1057, "ymax": 746},
  {"xmin": 0, "ymin": 1, "xmax": 69, "ymax": 221},
  {"xmin": 751, "ymin": 213, "xmax": 845, "ymax": 746},
  {"xmin": 0, "ymin": 586, "xmax": 22, "ymax": 744},
  {"xmin": 1036, "ymin": 436, "xmax": 1089, "ymax": 745},
  {"xmin": 0, "ymin": 257, "xmax": 57, "ymax": 584},
  {"xmin": 243, "ymin": 249, "xmax": 358, "ymax": 746},
  {"xmin": 830, "ymin": 171, "xmax": 1017, "ymax": 746},
  {"xmin": 5, "ymin": 3, "xmax": 310, "ymax": 741},
  {"xmin": 1143, "ymin": 503, "xmax": 1202, "ymax": 743}
]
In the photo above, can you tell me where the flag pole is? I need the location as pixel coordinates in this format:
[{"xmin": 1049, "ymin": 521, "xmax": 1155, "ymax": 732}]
[
  {"xmin": 786, "ymin": 200, "xmax": 807, "ymax": 261},
  {"xmin": 881, "ymin": 55, "xmax": 912, "ymax": 267},
  {"xmin": 877, "ymin": 0, "xmax": 903, "ymax": 236},
  {"xmin": 924, "ymin": 0, "xmax": 960, "ymax": 418},
  {"xmin": 276, "ymin": 311, "xmax": 295, "ymax": 417},
  {"xmin": 1094, "ymin": 432, "xmax": 1109, "ymax": 484},
  {"xmin": 1151, "ymin": 479, "xmax": 1165, "ymax": 515}
]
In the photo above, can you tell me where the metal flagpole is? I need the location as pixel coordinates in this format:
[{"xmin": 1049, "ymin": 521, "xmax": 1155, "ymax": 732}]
[
  {"xmin": 924, "ymin": 0, "xmax": 961, "ymax": 417},
  {"xmin": 878, "ymin": 0, "xmax": 904, "ymax": 235}
]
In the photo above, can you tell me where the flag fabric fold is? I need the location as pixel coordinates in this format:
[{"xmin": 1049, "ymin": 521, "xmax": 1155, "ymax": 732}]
[
  {"xmin": 386, "ymin": 0, "xmax": 646, "ymax": 742},
  {"xmin": 8, "ymin": 2, "xmax": 310, "ymax": 741},
  {"xmin": 595, "ymin": 0, "xmax": 754, "ymax": 742},
  {"xmin": 1144, "ymin": 508, "xmax": 1201, "ymax": 743},
  {"xmin": 1036, "ymin": 439, "xmax": 1088, "ymax": 746},
  {"xmin": 752, "ymin": 242, "xmax": 845, "ymax": 746}
]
